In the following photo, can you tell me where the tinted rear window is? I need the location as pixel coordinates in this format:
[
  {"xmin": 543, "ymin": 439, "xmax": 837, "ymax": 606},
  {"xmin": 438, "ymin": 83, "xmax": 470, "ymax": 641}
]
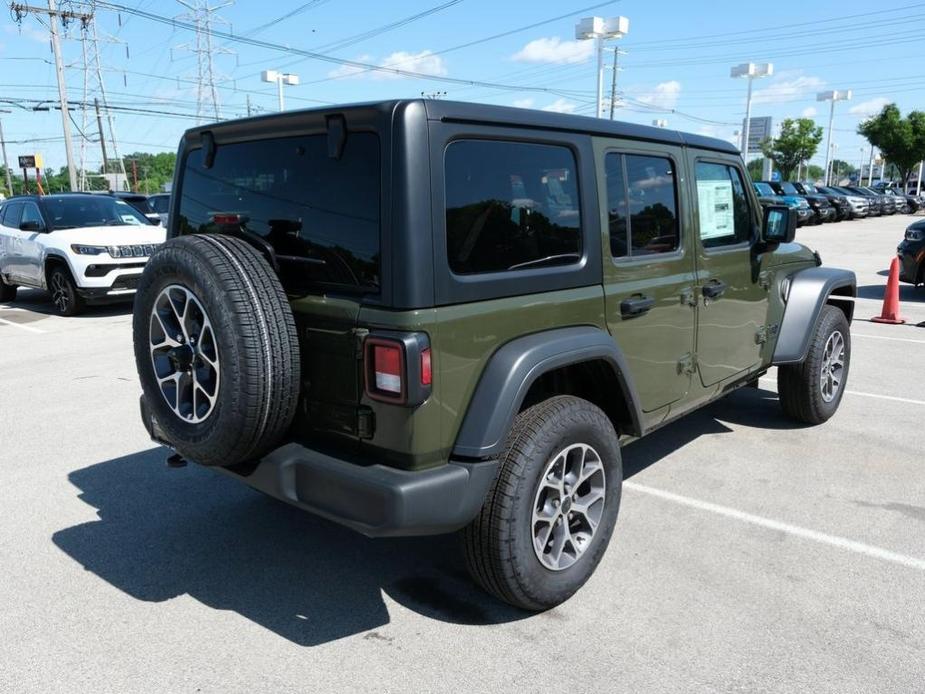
[
  {"xmin": 177, "ymin": 132, "xmax": 380, "ymax": 291},
  {"xmin": 444, "ymin": 140, "xmax": 581, "ymax": 275}
]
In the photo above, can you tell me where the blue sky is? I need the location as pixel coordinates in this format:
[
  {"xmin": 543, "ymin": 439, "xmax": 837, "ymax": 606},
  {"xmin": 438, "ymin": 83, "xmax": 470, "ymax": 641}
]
[{"xmin": 1, "ymin": 0, "xmax": 923, "ymax": 175}]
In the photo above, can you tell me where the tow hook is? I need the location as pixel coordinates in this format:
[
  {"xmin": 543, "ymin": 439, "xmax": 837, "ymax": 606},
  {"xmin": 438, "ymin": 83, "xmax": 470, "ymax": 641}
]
[{"xmin": 166, "ymin": 452, "xmax": 187, "ymax": 468}]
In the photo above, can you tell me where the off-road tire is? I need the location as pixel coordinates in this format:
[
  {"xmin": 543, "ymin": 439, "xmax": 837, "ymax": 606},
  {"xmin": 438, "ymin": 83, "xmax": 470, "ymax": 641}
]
[
  {"xmin": 0, "ymin": 278, "xmax": 16, "ymax": 302},
  {"xmin": 462, "ymin": 396, "xmax": 622, "ymax": 611},
  {"xmin": 133, "ymin": 234, "xmax": 300, "ymax": 467},
  {"xmin": 49, "ymin": 266, "xmax": 84, "ymax": 316},
  {"xmin": 778, "ymin": 305, "xmax": 850, "ymax": 424}
]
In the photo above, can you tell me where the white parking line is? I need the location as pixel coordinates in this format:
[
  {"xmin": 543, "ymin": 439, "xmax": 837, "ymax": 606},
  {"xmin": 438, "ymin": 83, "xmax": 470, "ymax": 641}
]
[
  {"xmin": 758, "ymin": 378, "xmax": 925, "ymax": 407},
  {"xmin": 0, "ymin": 317, "xmax": 44, "ymax": 333},
  {"xmin": 625, "ymin": 481, "xmax": 925, "ymax": 571},
  {"xmin": 852, "ymin": 332, "xmax": 925, "ymax": 345}
]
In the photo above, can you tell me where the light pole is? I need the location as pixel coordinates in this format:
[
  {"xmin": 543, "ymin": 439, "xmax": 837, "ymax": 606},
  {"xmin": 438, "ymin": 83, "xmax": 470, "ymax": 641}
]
[
  {"xmin": 816, "ymin": 89, "xmax": 851, "ymax": 186},
  {"xmin": 857, "ymin": 147, "xmax": 865, "ymax": 184},
  {"xmin": 0, "ymin": 109, "xmax": 12, "ymax": 197},
  {"xmin": 575, "ymin": 16, "xmax": 629, "ymax": 118},
  {"xmin": 731, "ymin": 63, "xmax": 773, "ymax": 157},
  {"xmin": 826, "ymin": 142, "xmax": 839, "ymax": 184},
  {"xmin": 261, "ymin": 69, "xmax": 300, "ymax": 111}
]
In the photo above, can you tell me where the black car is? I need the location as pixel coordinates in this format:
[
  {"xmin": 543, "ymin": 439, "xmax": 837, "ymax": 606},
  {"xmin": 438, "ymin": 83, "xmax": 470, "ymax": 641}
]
[
  {"xmin": 766, "ymin": 181, "xmax": 837, "ymax": 223},
  {"xmin": 794, "ymin": 182, "xmax": 851, "ymax": 221},
  {"xmin": 897, "ymin": 218, "xmax": 925, "ymax": 285},
  {"xmin": 877, "ymin": 185, "xmax": 920, "ymax": 214}
]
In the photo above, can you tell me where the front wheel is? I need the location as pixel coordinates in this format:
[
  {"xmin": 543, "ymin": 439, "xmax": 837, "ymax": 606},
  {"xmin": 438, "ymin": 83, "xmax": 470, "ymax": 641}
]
[
  {"xmin": 778, "ymin": 305, "xmax": 851, "ymax": 424},
  {"xmin": 49, "ymin": 266, "xmax": 84, "ymax": 316},
  {"xmin": 462, "ymin": 396, "xmax": 622, "ymax": 611}
]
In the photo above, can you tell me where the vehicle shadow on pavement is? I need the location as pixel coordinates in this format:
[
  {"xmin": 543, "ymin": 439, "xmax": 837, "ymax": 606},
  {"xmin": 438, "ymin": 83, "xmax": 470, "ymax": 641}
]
[
  {"xmin": 856, "ymin": 283, "xmax": 925, "ymax": 303},
  {"xmin": 621, "ymin": 386, "xmax": 805, "ymax": 479},
  {"xmin": 52, "ymin": 447, "xmax": 529, "ymax": 647}
]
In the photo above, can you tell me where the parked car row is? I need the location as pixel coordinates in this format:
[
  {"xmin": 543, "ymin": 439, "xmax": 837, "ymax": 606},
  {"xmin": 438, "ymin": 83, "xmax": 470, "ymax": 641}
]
[{"xmin": 752, "ymin": 180, "xmax": 923, "ymax": 226}]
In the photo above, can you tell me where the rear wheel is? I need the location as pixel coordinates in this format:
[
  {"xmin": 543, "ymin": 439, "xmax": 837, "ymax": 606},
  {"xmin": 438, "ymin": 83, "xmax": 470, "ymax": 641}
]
[
  {"xmin": 778, "ymin": 305, "xmax": 850, "ymax": 424},
  {"xmin": 0, "ymin": 277, "xmax": 16, "ymax": 302},
  {"xmin": 133, "ymin": 234, "xmax": 300, "ymax": 467},
  {"xmin": 463, "ymin": 396, "xmax": 622, "ymax": 611},
  {"xmin": 49, "ymin": 266, "xmax": 84, "ymax": 316}
]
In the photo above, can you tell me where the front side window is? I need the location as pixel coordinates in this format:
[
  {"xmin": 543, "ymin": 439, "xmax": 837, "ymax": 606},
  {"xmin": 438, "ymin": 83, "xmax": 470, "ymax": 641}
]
[
  {"xmin": 606, "ymin": 153, "xmax": 679, "ymax": 258},
  {"xmin": 444, "ymin": 140, "xmax": 581, "ymax": 274},
  {"xmin": 20, "ymin": 203, "xmax": 44, "ymax": 229},
  {"xmin": 695, "ymin": 162, "xmax": 753, "ymax": 249},
  {"xmin": 178, "ymin": 132, "xmax": 381, "ymax": 291},
  {"xmin": 1, "ymin": 202, "xmax": 24, "ymax": 228}
]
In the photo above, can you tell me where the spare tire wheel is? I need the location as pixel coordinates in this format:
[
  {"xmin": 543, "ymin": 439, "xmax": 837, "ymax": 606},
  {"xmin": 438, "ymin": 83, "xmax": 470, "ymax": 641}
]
[{"xmin": 133, "ymin": 234, "xmax": 300, "ymax": 467}]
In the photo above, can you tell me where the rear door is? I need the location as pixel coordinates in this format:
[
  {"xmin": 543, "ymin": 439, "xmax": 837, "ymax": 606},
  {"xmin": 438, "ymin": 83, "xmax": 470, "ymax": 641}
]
[
  {"xmin": 597, "ymin": 139, "xmax": 696, "ymax": 413},
  {"xmin": 691, "ymin": 156, "xmax": 770, "ymax": 387},
  {"xmin": 175, "ymin": 127, "xmax": 383, "ymax": 442}
]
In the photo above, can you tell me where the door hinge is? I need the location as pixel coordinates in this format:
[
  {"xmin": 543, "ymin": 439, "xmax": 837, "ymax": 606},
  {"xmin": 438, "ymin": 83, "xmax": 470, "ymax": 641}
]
[
  {"xmin": 758, "ymin": 270, "xmax": 772, "ymax": 290},
  {"xmin": 677, "ymin": 352, "xmax": 698, "ymax": 376}
]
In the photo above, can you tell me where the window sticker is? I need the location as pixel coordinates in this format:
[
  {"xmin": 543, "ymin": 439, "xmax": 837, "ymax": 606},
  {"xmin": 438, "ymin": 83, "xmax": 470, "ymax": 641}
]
[
  {"xmin": 121, "ymin": 214, "xmax": 143, "ymax": 225},
  {"xmin": 697, "ymin": 179, "xmax": 735, "ymax": 240}
]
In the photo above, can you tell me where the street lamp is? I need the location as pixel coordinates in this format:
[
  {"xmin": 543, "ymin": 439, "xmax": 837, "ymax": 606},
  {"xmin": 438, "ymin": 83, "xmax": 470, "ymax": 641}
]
[
  {"xmin": 575, "ymin": 16, "xmax": 629, "ymax": 118},
  {"xmin": 261, "ymin": 69, "xmax": 300, "ymax": 112},
  {"xmin": 730, "ymin": 62, "xmax": 773, "ymax": 156},
  {"xmin": 826, "ymin": 142, "xmax": 839, "ymax": 184},
  {"xmin": 817, "ymin": 89, "xmax": 852, "ymax": 185}
]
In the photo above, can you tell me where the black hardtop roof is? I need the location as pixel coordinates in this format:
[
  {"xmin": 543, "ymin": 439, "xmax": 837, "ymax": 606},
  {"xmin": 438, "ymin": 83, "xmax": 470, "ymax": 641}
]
[{"xmin": 185, "ymin": 98, "xmax": 739, "ymax": 156}]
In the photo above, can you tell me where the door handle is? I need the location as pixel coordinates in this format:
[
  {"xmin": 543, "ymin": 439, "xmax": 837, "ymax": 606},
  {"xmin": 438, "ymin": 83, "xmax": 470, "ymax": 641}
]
[
  {"xmin": 620, "ymin": 294, "xmax": 656, "ymax": 318},
  {"xmin": 701, "ymin": 280, "xmax": 727, "ymax": 300}
]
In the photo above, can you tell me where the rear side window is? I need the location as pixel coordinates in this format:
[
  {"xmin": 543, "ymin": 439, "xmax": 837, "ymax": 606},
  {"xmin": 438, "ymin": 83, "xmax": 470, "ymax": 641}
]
[
  {"xmin": 444, "ymin": 140, "xmax": 581, "ymax": 275},
  {"xmin": 178, "ymin": 132, "xmax": 380, "ymax": 291},
  {"xmin": 605, "ymin": 153, "xmax": 679, "ymax": 258},
  {"xmin": 1, "ymin": 202, "xmax": 23, "ymax": 228},
  {"xmin": 695, "ymin": 162, "xmax": 752, "ymax": 249}
]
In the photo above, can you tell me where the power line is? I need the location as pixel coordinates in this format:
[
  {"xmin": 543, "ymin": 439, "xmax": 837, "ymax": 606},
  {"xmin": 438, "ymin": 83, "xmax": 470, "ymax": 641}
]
[{"xmin": 173, "ymin": 0, "xmax": 234, "ymax": 123}]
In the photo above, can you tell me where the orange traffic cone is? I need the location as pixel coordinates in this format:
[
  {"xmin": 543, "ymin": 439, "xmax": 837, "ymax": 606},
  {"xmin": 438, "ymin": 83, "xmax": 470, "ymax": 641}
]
[{"xmin": 871, "ymin": 257, "xmax": 905, "ymax": 324}]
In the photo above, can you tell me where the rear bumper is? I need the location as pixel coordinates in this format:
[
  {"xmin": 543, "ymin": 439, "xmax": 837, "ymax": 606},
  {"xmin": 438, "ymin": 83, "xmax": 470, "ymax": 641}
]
[
  {"xmin": 139, "ymin": 396, "xmax": 498, "ymax": 538},
  {"xmin": 219, "ymin": 444, "xmax": 499, "ymax": 538}
]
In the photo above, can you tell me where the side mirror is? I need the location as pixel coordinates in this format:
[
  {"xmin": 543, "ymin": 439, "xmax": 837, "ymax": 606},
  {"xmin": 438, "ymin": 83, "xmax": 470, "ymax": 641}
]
[
  {"xmin": 763, "ymin": 205, "xmax": 796, "ymax": 244},
  {"xmin": 19, "ymin": 220, "xmax": 45, "ymax": 233}
]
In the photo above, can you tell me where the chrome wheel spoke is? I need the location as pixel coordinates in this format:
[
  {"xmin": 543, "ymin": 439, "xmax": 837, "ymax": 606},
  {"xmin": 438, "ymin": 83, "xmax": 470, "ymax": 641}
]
[{"xmin": 819, "ymin": 330, "xmax": 847, "ymax": 403}]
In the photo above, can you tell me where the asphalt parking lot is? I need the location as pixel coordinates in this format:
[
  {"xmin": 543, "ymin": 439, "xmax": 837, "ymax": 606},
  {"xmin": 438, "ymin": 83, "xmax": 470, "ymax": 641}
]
[{"xmin": 2, "ymin": 214, "xmax": 924, "ymax": 693}]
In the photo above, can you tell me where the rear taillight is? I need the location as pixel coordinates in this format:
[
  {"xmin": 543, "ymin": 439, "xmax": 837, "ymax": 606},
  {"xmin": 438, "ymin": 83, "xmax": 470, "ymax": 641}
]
[
  {"xmin": 366, "ymin": 338, "xmax": 404, "ymax": 402},
  {"xmin": 420, "ymin": 348, "xmax": 432, "ymax": 386},
  {"xmin": 364, "ymin": 333, "xmax": 432, "ymax": 405}
]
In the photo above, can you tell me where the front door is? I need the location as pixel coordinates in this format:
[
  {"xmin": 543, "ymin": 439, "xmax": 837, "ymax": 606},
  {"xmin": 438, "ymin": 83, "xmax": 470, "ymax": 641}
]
[
  {"xmin": 598, "ymin": 141, "xmax": 697, "ymax": 413},
  {"xmin": 691, "ymin": 158, "xmax": 771, "ymax": 387}
]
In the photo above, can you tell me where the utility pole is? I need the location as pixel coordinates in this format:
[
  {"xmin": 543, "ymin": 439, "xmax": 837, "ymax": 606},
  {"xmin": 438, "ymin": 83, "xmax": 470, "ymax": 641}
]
[
  {"xmin": 0, "ymin": 110, "xmax": 13, "ymax": 197},
  {"xmin": 608, "ymin": 46, "xmax": 620, "ymax": 120},
  {"xmin": 94, "ymin": 98, "xmax": 110, "ymax": 175},
  {"xmin": 246, "ymin": 94, "xmax": 252, "ymax": 117},
  {"xmin": 11, "ymin": 1, "xmax": 93, "ymax": 191},
  {"xmin": 575, "ymin": 16, "xmax": 629, "ymax": 118}
]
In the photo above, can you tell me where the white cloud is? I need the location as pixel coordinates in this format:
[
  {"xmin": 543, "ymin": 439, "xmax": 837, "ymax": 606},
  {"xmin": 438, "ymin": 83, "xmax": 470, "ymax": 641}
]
[
  {"xmin": 697, "ymin": 125, "xmax": 739, "ymax": 146},
  {"xmin": 541, "ymin": 98, "xmax": 578, "ymax": 114},
  {"xmin": 850, "ymin": 97, "xmax": 890, "ymax": 117},
  {"xmin": 512, "ymin": 37, "xmax": 593, "ymax": 65},
  {"xmin": 801, "ymin": 106, "xmax": 817, "ymax": 118},
  {"xmin": 635, "ymin": 81, "xmax": 682, "ymax": 110},
  {"xmin": 327, "ymin": 50, "xmax": 447, "ymax": 80},
  {"xmin": 512, "ymin": 98, "xmax": 535, "ymax": 109},
  {"xmin": 751, "ymin": 72, "xmax": 825, "ymax": 105},
  {"xmin": 4, "ymin": 23, "xmax": 47, "ymax": 44}
]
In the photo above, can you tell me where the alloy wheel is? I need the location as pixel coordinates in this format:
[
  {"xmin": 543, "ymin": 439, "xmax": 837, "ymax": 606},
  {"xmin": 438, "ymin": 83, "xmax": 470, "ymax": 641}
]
[
  {"xmin": 149, "ymin": 284, "xmax": 220, "ymax": 423},
  {"xmin": 531, "ymin": 443, "xmax": 606, "ymax": 571},
  {"xmin": 51, "ymin": 272, "xmax": 70, "ymax": 313},
  {"xmin": 820, "ymin": 330, "xmax": 845, "ymax": 403}
]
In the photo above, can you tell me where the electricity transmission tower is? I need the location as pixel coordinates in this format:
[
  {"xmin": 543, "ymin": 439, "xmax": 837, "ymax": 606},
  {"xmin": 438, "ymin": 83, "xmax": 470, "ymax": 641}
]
[{"xmin": 174, "ymin": 0, "xmax": 234, "ymax": 123}]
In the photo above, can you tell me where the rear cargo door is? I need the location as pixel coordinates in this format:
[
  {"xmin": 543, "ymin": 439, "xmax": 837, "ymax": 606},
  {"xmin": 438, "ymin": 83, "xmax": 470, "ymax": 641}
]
[{"xmin": 175, "ymin": 128, "xmax": 383, "ymax": 440}]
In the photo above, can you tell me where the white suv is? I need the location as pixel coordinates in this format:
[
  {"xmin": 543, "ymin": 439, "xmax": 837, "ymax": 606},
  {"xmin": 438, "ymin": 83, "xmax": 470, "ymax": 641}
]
[{"xmin": 0, "ymin": 194, "xmax": 166, "ymax": 315}]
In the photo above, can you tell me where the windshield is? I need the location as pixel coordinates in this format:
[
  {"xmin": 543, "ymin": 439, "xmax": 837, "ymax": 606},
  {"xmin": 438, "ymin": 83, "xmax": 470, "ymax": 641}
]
[
  {"xmin": 802, "ymin": 183, "xmax": 819, "ymax": 194},
  {"xmin": 780, "ymin": 182, "xmax": 799, "ymax": 195},
  {"xmin": 754, "ymin": 182, "xmax": 776, "ymax": 196},
  {"xmin": 40, "ymin": 196, "xmax": 152, "ymax": 230},
  {"xmin": 148, "ymin": 196, "xmax": 170, "ymax": 214}
]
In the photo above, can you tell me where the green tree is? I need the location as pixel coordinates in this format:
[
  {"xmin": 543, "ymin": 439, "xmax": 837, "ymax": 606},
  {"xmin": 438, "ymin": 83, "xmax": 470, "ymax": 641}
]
[
  {"xmin": 805, "ymin": 165, "xmax": 825, "ymax": 182},
  {"xmin": 122, "ymin": 151, "xmax": 176, "ymax": 193},
  {"xmin": 858, "ymin": 104, "xmax": 925, "ymax": 184},
  {"xmin": 760, "ymin": 118, "xmax": 824, "ymax": 181},
  {"xmin": 829, "ymin": 159, "xmax": 852, "ymax": 183},
  {"xmin": 746, "ymin": 157, "xmax": 763, "ymax": 180}
]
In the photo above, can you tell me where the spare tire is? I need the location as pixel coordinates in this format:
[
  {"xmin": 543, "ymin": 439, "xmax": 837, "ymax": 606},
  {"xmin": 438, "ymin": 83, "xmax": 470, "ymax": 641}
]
[{"xmin": 133, "ymin": 234, "xmax": 300, "ymax": 467}]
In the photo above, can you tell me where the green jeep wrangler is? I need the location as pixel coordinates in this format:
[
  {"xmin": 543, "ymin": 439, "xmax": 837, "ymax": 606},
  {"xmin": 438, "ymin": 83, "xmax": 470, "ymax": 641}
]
[{"xmin": 134, "ymin": 100, "xmax": 856, "ymax": 611}]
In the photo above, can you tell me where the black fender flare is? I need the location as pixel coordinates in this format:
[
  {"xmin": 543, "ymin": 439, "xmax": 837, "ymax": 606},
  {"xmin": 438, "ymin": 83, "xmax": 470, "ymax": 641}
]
[
  {"xmin": 451, "ymin": 326, "xmax": 643, "ymax": 459},
  {"xmin": 773, "ymin": 266, "xmax": 856, "ymax": 365}
]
